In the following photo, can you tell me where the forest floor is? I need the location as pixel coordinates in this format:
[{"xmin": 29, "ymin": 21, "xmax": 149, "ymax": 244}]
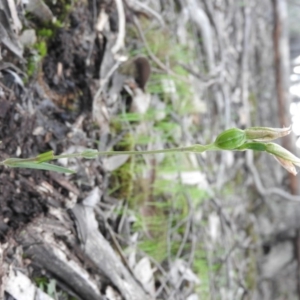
[{"xmin": 1, "ymin": 0, "xmax": 299, "ymax": 300}]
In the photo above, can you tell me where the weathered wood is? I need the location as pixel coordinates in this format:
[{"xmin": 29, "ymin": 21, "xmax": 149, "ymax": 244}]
[
  {"xmin": 272, "ymin": 0, "xmax": 298, "ymax": 194},
  {"xmin": 16, "ymin": 213, "xmax": 104, "ymax": 300},
  {"xmin": 72, "ymin": 203, "xmax": 153, "ymax": 300},
  {"xmin": 15, "ymin": 201, "xmax": 152, "ymax": 300}
]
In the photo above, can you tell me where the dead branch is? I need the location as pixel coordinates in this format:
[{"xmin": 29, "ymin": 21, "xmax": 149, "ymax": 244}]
[{"xmin": 112, "ymin": 0, "xmax": 126, "ymax": 54}]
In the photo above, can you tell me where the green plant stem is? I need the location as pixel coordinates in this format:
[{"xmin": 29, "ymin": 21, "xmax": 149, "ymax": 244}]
[
  {"xmin": 0, "ymin": 126, "xmax": 297, "ymax": 175},
  {"xmin": 0, "ymin": 143, "xmax": 218, "ymax": 169},
  {"xmin": 53, "ymin": 144, "xmax": 217, "ymax": 160},
  {"xmin": 53, "ymin": 153, "xmax": 84, "ymax": 159}
]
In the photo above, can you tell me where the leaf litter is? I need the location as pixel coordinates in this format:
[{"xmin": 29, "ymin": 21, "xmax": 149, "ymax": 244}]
[{"xmin": 0, "ymin": 0, "xmax": 295, "ymax": 299}]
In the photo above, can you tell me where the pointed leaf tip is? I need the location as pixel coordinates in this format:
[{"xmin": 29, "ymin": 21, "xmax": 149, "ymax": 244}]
[{"xmin": 10, "ymin": 162, "xmax": 75, "ymax": 174}]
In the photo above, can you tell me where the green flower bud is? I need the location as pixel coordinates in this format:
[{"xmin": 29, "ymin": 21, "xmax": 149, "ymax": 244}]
[
  {"xmin": 266, "ymin": 143, "xmax": 300, "ymax": 175},
  {"xmin": 245, "ymin": 126, "xmax": 291, "ymax": 142},
  {"xmin": 214, "ymin": 128, "xmax": 246, "ymax": 150},
  {"xmin": 81, "ymin": 149, "xmax": 99, "ymax": 159},
  {"xmin": 265, "ymin": 143, "xmax": 300, "ymax": 163}
]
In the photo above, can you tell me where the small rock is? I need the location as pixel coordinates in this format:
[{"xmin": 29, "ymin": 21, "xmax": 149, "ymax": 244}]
[{"xmin": 19, "ymin": 29, "xmax": 37, "ymax": 47}]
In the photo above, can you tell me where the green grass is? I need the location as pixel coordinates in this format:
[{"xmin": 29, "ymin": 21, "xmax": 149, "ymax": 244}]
[
  {"xmin": 35, "ymin": 277, "xmax": 77, "ymax": 299},
  {"xmin": 116, "ymin": 23, "xmax": 211, "ymax": 288},
  {"xmin": 194, "ymin": 255, "xmax": 211, "ymax": 297}
]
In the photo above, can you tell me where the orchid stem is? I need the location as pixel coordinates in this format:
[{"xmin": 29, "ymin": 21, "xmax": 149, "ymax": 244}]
[{"xmin": 52, "ymin": 144, "xmax": 217, "ymax": 160}]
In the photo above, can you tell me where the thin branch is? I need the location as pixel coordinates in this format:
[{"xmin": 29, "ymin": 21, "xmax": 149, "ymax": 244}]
[{"xmin": 112, "ymin": 0, "xmax": 126, "ymax": 54}]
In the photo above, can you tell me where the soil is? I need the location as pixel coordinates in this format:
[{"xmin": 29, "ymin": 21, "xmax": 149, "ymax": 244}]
[
  {"xmin": 0, "ymin": 102, "xmax": 47, "ymax": 242},
  {"xmin": 0, "ymin": 0, "xmax": 104, "ymax": 242}
]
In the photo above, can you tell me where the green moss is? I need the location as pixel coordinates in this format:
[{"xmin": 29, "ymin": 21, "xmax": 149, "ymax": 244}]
[
  {"xmin": 244, "ymin": 223, "xmax": 258, "ymax": 290},
  {"xmin": 109, "ymin": 133, "xmax": 135, "ymax": 199},
  {"xmin": 44, "ymin": 0, "xmax": 75, "ymax": 24},
  {"xmin": 34, "ymin": 277, "xmax": 76, "ymax": 299},
  {"xmin": 25, "ymin": 0, "xmax": 75, "ymax": 78},
  {"xmin": 138, "ymin": 237, "xmax": 167, "ymax": 262},
  {"xmin": 26, "ymin": 40, "xmax": 47, "ymax": 77},
  {"xmin": 53, "ymin": 19, "xmax": 64, "ymax": 28},
  {"xmin": 193, "ymin": 248, "xmax": 210, "ymax": 297},
  {"xmin": 109, "ymin": 160, "xmax": 134, "ymax": 199},
  {"xmin": 37, "ymin": 28, "xmax": 54, "ymax": 38},
  {"xmin": 34, "ymin": 41, "xmax": 47, "ymax": 57}
]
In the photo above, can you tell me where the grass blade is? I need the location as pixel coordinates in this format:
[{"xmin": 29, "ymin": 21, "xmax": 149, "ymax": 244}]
[{"xmin": 10, "ymin": 162, "xmax": 75, "ymax": 173}]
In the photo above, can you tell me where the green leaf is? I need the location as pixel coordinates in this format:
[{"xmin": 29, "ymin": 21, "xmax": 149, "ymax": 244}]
[
  {"xmin": 10, "ymin": 162, "xmax": 75, "ymax": 173},
  {"xmin": 47, "ymin": 279, "xmax": 57, "ymax": 297},
  {"xmin": 37, "ymin": 150, "xmax": 54, "ymax": 163},
  {"xmin": 3, "ymin": 158, "xmax": 35, "ymax": 166}
]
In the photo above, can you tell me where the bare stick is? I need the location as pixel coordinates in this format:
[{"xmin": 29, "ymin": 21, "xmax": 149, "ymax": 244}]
[{"xmin": 112, "ymin": 0, "xmax": 126, "ymax": 54}]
